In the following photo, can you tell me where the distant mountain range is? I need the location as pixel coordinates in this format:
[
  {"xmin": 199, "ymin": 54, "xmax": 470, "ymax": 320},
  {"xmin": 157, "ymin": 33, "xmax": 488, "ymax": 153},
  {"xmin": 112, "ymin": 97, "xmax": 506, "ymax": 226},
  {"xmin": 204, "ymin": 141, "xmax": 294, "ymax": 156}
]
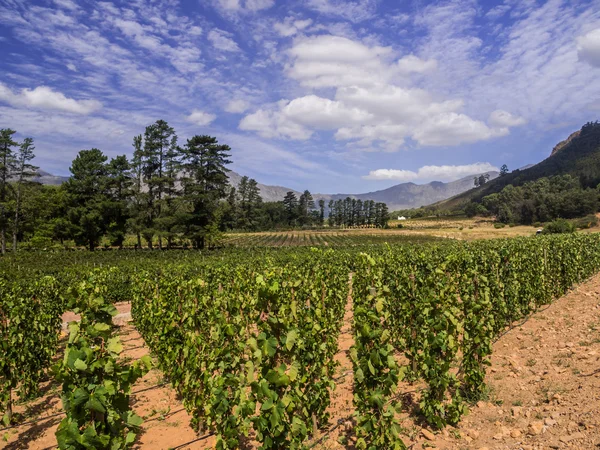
[
  {"xmin": 226, "ymin": 170, "xmax": 500, "ymax": 211},
  {"xmin": 36, "ymin": 168, "xmax": 499, "ymax": 210}
]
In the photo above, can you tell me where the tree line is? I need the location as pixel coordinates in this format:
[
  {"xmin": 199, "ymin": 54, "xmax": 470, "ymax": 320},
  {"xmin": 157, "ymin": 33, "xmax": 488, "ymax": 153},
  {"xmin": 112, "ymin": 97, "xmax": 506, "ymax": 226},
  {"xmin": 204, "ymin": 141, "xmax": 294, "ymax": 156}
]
[{"xmin": 0, "ymin": 120, "xmax": 390, "ymax": 252}]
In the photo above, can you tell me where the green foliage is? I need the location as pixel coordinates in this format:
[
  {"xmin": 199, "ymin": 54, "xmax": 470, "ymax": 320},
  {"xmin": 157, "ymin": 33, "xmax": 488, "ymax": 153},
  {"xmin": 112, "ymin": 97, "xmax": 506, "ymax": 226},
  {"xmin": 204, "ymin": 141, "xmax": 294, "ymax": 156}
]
[
  {"xmin": 55, "ymin": 272, "xmax": 151, "ymax": 449},
  {"xmin": 542, "ymin": 218, "xmax": 576, "ymax": 234},
  {"xmin": 573, "ymin": 214, "xmax": 598, "ymax": 229},
  {"xmin": 351, "ymin": 254, "xmax": 406, "ymax": 449},
  {"xmin": 0, "ymin": 277, "xmax": 63, "ymax": 425}
]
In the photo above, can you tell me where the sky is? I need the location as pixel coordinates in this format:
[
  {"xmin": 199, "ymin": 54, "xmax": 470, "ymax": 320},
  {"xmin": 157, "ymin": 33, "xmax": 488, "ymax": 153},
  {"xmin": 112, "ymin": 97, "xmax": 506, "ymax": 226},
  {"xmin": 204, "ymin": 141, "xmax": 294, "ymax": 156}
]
[{"xmin": 0, "ymin": 0, "xmax": 599, "ymax": 194}]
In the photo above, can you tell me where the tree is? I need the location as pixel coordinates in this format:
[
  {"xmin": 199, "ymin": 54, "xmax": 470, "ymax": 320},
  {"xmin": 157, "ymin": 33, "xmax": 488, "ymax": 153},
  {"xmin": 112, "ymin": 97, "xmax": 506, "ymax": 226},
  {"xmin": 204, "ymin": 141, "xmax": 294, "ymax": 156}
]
[
  {"xmin": 283, "ymin": 191, "xmax": 298, "ymax": 226},
  {"xmin": 142, "ymin": 120, "xmax": 178, "ymax": 249},
  {"xmin": 499, "ymin": 164, "xmax": 509, "ymax": 176},
  {"xmin": 179, "ymin": 135, "xmax": 232, "ymax": 249},
  {"xmin": 327, "ymin": 200, "xmax": 335, "ymax": 226},
  {"xmin": 128, "ymin": 135, "xmax": 145, "ymax": 249},
  {"xmin": 318, "ymin": 199, "xmax": 325, "ymax": 226},
  {"xmin": 12, "ymin": 137, "xmax": 38, "ymax": 251},
  {"xmin": 298, "ymin": 190, "xmax": 314, "ymax": 225},
  {"xmin": 106, "ymin": 155, "xmax": 132, "ymax": 248},
  {"xmin": 0, "ymin": 129, "xmax": 18, "ymax": 254},
  {"xmin": 237, "ymin": 176, "xmax": 262, "ymax": 230},
  {"xmin": 65, "ymin": 149, "xmax": 111, "ymax": 251}
]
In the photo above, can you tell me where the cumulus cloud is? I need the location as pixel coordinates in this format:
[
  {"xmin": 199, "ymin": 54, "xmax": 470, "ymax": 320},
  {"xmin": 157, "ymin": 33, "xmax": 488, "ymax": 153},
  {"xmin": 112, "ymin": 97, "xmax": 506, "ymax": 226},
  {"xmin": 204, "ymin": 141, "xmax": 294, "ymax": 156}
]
[
  {"xmin": 577, "ymin": 29, "xmax": 600, "ymax": 68},
  {"xmin": 287, "ymin": 35, "xmax": 393, "ymax": 88},
  {"xmin": 225, "ymin": 99, "xmax": 250, "ymax": 113},
  {"xmin": 363, "ymin": 162, "xmax": 499, "ymax": 182},
  {"xmin": 0, "ymin": 83, "xmax": 102, "ymax": 114},
  {"xmin": 242, "ymin": 34, "xmax": 520, "ymax": 149},
  {"xmin": 186, "ymin": 109, "xmax": 216, "ymax": 126},
  {"xmin": 413, "ymin": 113, "xmax": 507, "ymax": 146},
  {"xmin": 208, "ymin": 29, "xmax": 240, "ymax": 52}
]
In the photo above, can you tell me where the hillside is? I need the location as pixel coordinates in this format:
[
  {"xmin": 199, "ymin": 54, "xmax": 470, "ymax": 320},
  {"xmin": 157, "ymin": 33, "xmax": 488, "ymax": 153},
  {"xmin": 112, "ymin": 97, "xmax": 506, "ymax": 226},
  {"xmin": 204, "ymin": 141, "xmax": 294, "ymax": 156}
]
[{"xmin": 436, "ymin": 121, "xmax": 600, "ymax": 210}]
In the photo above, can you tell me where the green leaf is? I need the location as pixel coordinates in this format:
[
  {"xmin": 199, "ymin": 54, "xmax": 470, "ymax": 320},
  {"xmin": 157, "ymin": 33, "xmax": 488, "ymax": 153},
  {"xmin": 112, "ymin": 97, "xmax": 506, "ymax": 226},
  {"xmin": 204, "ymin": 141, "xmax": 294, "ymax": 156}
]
[
  {"xmin": 107, "ymin": 337, "xmax": 123, "ymax": 354},
  {"xmin": 74, "ymin": 359, "xmax": 88, "ymax": 371},
  {"xmin": 285, "ymin": 329, "xmax": 298, "ymax": 351}
]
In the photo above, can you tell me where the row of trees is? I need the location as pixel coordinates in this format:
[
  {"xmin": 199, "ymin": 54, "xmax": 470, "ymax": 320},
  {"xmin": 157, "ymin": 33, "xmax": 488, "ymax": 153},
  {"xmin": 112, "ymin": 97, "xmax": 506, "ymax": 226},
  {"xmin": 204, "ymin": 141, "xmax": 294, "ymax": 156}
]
[
  {"xmin": 1, "ymin": 120, "xmax": 391, "ymax": 251},
  {"xmin": 327, "ymin": 198, "xmax": 389, "ymax": 228},
  {"xmin": 465, "ymin": 175, "xmax": 599, "ymax": 224}
]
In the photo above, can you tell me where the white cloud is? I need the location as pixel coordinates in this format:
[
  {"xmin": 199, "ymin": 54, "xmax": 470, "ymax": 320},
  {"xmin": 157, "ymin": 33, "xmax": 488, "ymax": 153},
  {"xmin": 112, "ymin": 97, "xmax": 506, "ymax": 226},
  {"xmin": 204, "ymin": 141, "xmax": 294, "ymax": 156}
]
[
  {"xmin": 287, "ymin": 35, "xmax": 393, "ymax": 88},
  {"xmin": 66, "ymin": 63, "xmax": 77, "ymax": 72},
  {"xmin": 244, "ymin": 0, "xmax": 275, "ymax": 11},
  {"xmin": 363, "ymin": 162, "xmax": 499, "ymax": 182},
  {"xmin": 274, "ymin": 17, "xmax": 313, "ymax": 37},
  {"xmin": 241, "ymin": 33, "xmax": 526, "ymax": 149},
  {"xmin": 215, "ymin": 0, "xmax": 274, "ymax": 12},
  {"xmin": 0, "ymin": 83, "xmax": 102, "ymax": 114},
  {"xmin": 577, "ymin": 29, "xmax": 600, "ymax": 68},
  {"xmin": 239, "ymin": 104, "xmax": 313, "ymax": 140},
  {"xmin": 282, "ymin": 95, "xmax": 374, "ymax": 129},
  {"xmin": 396, "ymin": 54, "xmax": 437, "ymax": 74},
  {"xmin": 186, "ymin": 109, "xmax": 216, "ymax": 126},
  {"xmin": 53, "ymin": 0, "xmax": 79, "ymax": 10},
  {"xmin": 413, "ymin": 113, "xmax": 506, "ymax": 147},
  {"xmin": 225, "ymin": 99, "xmax": 250, "ymax": 113},
  {"xmin": 208, "ymin": 29, "xmax": 240, "ymax": 52},
  {"xmin": 489, "ymin": 110, "xmax": 527, "ymax": 128},
  {"xmin": 305, "ymin": 0, "xmax": 378, "ymax": 23}
]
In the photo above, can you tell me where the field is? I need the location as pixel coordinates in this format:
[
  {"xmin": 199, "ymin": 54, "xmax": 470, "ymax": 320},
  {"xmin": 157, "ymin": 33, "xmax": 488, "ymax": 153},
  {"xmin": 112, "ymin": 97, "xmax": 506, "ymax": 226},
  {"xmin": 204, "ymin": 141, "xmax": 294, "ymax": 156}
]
[
  {"xmin": 222, "ymin": 217, "xmax": 578, "ymax": 248},
  {"xmin": 2, "ymin": 232, "xmax": 600, "ymax": 449}
]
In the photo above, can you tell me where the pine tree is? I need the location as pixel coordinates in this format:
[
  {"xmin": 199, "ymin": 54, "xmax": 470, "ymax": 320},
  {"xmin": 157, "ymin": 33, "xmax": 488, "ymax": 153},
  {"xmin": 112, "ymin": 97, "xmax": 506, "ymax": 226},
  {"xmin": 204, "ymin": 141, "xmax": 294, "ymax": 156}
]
[
  {"xmin": 0, "ymin": 129, "xmax": 18, "ymax": 253},
  {"xmin": 12, "ymin": 137, "xmax": 38, "ymax": 251},
  {"xmin": 65, "ymin": 149, "xmax": 110, "ymax": 251},
  {"xmin": 318, "ymin": 199, "xmax": 325, "ymax": 226},
  {"xmin": 283, "ymin": 191, "xmax": 298, "ymax": 226},
  {"xmin": 179, "ymin": 135, "xmax": 231, "ymax": 249},
  {"xmin": 106, "ymin": 155, "xmax": 132, "ymax": 248}
]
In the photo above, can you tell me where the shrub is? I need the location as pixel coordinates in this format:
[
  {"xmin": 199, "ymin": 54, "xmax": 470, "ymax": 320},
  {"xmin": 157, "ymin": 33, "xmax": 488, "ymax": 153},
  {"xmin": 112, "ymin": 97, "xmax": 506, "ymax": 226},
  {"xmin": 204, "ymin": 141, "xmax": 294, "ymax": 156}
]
[
  {"xmin": 542, "ymin": 219, "xmax": 576, "ymax": 234},
  {"xmin": 573, "ymin": 215, "xmax": 599, "ymax": 229},
  {"xmin": 493, "ymin": 223, "xmax": 505, "ymax": 229}
]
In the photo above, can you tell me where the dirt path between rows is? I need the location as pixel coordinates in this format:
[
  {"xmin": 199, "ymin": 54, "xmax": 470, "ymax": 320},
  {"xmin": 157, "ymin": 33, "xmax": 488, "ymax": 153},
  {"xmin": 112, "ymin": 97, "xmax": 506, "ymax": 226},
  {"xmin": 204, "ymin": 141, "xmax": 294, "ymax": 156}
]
[{"xmin": 4, "ymin": 274, "xmax": 600, "ymax": 449}]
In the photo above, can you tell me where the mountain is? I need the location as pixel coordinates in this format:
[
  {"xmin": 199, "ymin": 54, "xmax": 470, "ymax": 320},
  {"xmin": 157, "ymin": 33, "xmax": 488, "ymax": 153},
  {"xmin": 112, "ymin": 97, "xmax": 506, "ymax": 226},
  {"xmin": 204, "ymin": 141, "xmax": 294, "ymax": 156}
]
[
  {"xmin": 313, "ymin": 172, "xmax": 499, "ymax": 211},
  {"xmin": 32, "ymin": 170, "xmax": 69, "ymax": 185},
  {"xmin": 36, "ymin": 167, "xmax": 499, "ymax": 210},
  {"xmin": 227, "ymin": 170, "xmax": 499, "ymax": 211},
  {"xmin": 434, "ymin": 121, "xmax": 600, "ymax": 210},
  {"xmin": 227, "ymin": 171, "xmax": 301, "ymax": 202}
]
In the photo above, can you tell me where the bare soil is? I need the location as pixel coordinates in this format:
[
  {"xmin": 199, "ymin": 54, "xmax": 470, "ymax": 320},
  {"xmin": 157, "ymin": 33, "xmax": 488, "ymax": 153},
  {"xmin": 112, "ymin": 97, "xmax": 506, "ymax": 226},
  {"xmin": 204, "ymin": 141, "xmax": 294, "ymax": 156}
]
[{"xmin": 4, "ymin": 274, "xmax": 600, "ymax": 449}]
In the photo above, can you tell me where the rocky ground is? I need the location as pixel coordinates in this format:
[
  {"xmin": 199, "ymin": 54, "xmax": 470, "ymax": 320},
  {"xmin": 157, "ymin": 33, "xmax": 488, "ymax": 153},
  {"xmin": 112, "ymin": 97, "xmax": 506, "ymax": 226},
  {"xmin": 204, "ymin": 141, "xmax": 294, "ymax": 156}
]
[{"xmin": 3, "ymin": 273, "xmax": 600, "ymax": 449}]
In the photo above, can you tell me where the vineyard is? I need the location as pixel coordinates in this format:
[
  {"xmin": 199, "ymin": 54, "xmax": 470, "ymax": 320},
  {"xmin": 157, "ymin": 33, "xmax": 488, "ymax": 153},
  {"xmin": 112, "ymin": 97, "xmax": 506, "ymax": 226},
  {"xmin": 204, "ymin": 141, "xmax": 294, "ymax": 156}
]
[{"xmin": 2, "ymin": 233, "xmax": 600, "ymax": 448}]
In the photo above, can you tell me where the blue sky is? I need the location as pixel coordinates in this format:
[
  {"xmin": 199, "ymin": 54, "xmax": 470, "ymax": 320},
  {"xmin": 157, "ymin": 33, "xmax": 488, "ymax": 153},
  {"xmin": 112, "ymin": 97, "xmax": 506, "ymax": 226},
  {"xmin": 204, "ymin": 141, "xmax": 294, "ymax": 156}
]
[{"xmin": 0, "ymin": 0, "xmax": 599, "ymax": 194}]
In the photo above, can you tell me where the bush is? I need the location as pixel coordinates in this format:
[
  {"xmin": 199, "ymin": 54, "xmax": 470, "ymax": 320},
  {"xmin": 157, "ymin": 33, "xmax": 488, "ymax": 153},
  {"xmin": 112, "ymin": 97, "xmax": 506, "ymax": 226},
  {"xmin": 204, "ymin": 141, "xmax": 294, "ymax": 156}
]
[
  {"xmin": 573, "ymin": 215, "xmax": 599, "ymax": 229},
  {"xmin": 542, "ymin": 219, "xmax": 576, "ymax": 234},
  {"xmin": 494, "ymin": 223, "xmax": 506, "ymax": 229},
  {"xmin": 397, "ymin": 223, "xmax": 404, "ymax": 229}
]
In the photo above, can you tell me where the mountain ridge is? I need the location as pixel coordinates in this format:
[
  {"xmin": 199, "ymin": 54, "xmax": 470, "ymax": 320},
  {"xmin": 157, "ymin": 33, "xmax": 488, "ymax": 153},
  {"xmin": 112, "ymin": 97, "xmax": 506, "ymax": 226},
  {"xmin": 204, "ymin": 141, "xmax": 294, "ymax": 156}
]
[{"xmin": 36, "ymin": 167, "xmax": 499, "ymax": 211}]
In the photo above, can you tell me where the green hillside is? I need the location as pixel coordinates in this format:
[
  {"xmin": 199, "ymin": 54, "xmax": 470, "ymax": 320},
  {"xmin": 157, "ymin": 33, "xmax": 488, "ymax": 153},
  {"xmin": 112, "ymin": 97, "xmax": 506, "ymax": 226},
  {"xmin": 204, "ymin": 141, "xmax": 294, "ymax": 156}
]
[{"xmin": 436, "ymin": 121, "xmax": 600, "ymax": 211}]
